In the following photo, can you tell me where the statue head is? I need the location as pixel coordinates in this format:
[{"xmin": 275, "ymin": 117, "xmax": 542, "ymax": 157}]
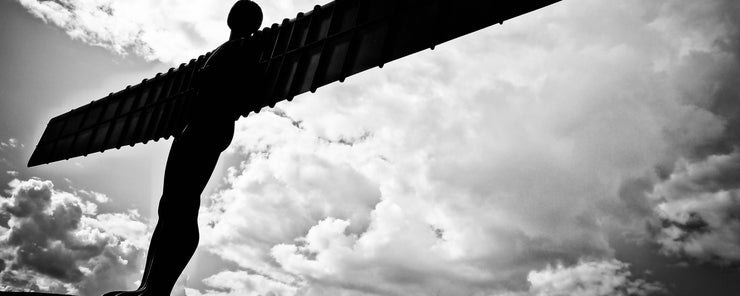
[{"xmin": 228, "ymin": 0, "xmax": 263, "ymax": 40}]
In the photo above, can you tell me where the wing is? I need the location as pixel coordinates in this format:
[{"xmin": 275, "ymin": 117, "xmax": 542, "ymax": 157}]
[
  {"xmin": 28, "ymin": 0, "xmax": 560, "ymax": 167},
  {"xmin": 27, "ymin": 56, "xmax": 208, "ymax": 166},
  {"xmin": 250, "ymin": 0, "xmax": 561, "ymax": 106}
]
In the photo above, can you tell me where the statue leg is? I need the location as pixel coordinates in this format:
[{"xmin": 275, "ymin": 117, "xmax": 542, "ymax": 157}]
[{"xmin": 104, "ymin": 117, "xmax": 234, "ymax": 296}]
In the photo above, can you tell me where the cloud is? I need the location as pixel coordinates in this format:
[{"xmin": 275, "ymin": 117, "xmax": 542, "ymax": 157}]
[
  {"xmin": 186, "ymin": 0, "xmax": 740, "ymax": 294},
  {"xmin": 15, "ymin": 0, "xmax": 328, "ymax": 65},
  {"xmin": 601, "ymin": 0, "xmax": 740, "ymax": 265},
  {"xmin": 649, "ymin": 152, "xmax": 740, "ymax": 264},
  {"xmin": 0, "ymin": 138, "xmax": 22, "ymax": 151},
  {"xmin": 16, "ymin": 0, "xmax": 228, "ymax": 64},
  {"xmin": 17, "ymin": 0, "xmax": 740, "ymax": 294},
  {"xmin": 0, "ymin": 178, "xmax": 150, "ymax": 295},
  {"xmin": 526, "ymin": 259, "xmax": 665, "ymax": 296},
  {"xmin": 74, "ymin": 189, "xmax": 111, "ymax": 204},
  {"xmin": 184, "ymin": 271, "xmax": 297, "ymax": 296}
]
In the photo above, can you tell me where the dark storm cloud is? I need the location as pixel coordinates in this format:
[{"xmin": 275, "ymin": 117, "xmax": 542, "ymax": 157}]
[
  {"xmin": 692, "ymin": 0, "xmax": 740, "ymax": 156},
  {"xmin": 0, "ymin": 178, "xmax": 149, "ymax": 295},
  {"xmin": 627, "ymin": 0, "xmax": 740, "ymax": 266}
]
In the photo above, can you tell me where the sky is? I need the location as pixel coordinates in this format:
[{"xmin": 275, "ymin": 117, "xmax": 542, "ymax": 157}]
[{"xmin": 1, "ymin": 0, "xmax": 740, "ymax": 295}]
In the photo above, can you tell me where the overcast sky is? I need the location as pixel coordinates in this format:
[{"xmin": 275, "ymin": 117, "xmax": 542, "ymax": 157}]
[{"xmin": 1, "ymin": 0, "xmax": 740, "ymax": 295}]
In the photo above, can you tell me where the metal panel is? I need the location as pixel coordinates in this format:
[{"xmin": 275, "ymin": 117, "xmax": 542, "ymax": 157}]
[
  {"xmin": 307, "ymin": 5, "xmax": 332, "ymax": 43},
  {"xmin": 147, "ymin": 68, "xmax": 177, "ymax": 141},
  {"xmin": 294, "ymin": 44, "xmax": 323, "ymax": 94},
  {"xmin": 132, "ymin": 76, "xmax": 162, "ymax": 143},
  {"xmin": 346, "ymin": 21, "xmax": 390, "ymax": 76},
  {"xmin": 288, "ymin": 14, "xmax": 311, "ymax": 51},
  {"xmin": 318, "ymin": 34, "xmax": 352, "ymax": 86},
  {"xmin": 60, "ymin": 112, "xmax": 85, "ymax": 137},
  {"xmin": 331, "ymin": 0, "xmax": 360, "ymax": 34},
  {"xmin": 90, "ymin": 122, "xmax": 110, "ymax": 153}
]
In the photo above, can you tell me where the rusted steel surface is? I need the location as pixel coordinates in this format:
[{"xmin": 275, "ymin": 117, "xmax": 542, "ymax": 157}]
[{"xmin": 28, "ymin": 0, "xmax": 560, "ymax": 167}]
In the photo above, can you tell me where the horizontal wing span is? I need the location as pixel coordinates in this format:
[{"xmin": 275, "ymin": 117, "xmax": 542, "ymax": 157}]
[
  {"xmin": 250, "ymin": 0, "xmax": 560, "ymax": 107},
  {"xmin": 28, "ymin": 56, "xmax": 208, "ymax": 166},
  {"xmin": 28, "ymin": 0, "xmax": 560, "ymax": 167}
]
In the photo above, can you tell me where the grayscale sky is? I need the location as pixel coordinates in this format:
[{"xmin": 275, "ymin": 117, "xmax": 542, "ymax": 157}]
[{"xmin": 1, "ymin": 0, "xmax": 740, "ymax": 295}]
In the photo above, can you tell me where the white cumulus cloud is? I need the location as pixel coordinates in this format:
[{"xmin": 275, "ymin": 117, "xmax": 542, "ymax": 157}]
[
  {"xmin": 16, "ymin": 0, "xmax": 740, "ymax": 294},
  {"xmin": 16, "ymin": 0, "xmax": 231, "ymax": 64},
  {"xmin": 649, "ymin": 151, "xmax": 740, "ymax": 264},
  {"xmin": 526, "ymin": 260, "xmax": 664, "ymax": 296},
  {"xmin": 0, "ymin": 178, "xmax": 151, "ymax": 295},
  {"xmin": 189, "ymin": 0, "xmax": 740, "ymax": 294},
  {"xmin": 185, "ymin": 270, "xmax": 297, "ymax": 296},
  {"xmin": 15, "ymin": 0, "xmax": 330, "ymax": 65}
]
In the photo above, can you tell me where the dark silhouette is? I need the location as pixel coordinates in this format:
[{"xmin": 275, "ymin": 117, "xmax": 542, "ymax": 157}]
[
  {"xmin": 102, "ymin": 1, "xmax": 263, "ymax": 295},
  {"xmin": 28, "ymin": 0, "xmax": 562, "ymax": 169},
  {"xmin": 22, "ymin": 1, "xmax": 563, "ymax": 295}
]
